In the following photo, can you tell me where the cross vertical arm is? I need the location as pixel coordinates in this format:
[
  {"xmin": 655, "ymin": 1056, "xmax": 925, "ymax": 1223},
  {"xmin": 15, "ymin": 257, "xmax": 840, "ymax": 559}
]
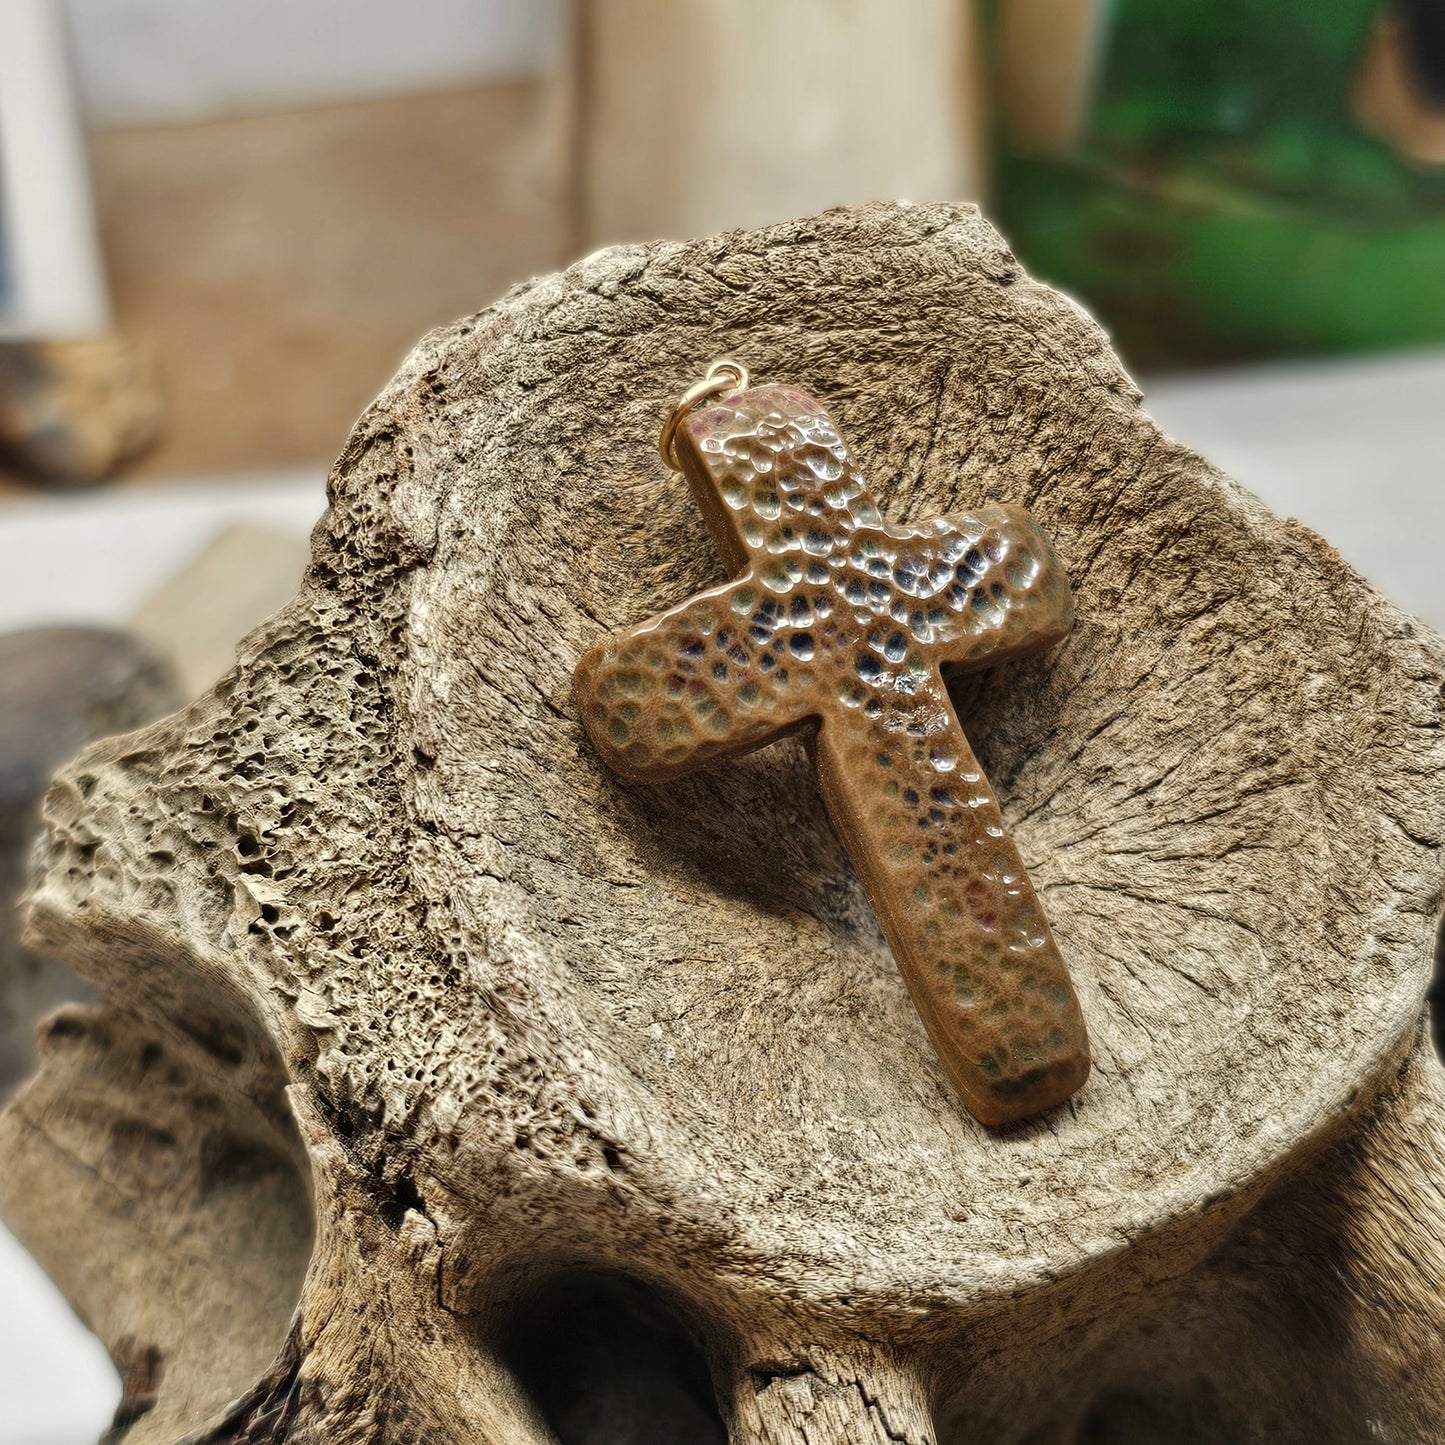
[
  {"xmin": 676, "ymin": 382, "xmax": 871, "ymax": 572},
  {"xmin": 809, "ymin": 676, "xmax": 1089, "ymax": 1125}
]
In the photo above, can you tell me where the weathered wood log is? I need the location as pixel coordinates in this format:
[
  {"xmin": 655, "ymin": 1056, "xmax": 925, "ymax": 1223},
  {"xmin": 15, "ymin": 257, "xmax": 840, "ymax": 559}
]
[{"xmin": 2, "ymin": 202, "xmax": 1443, "ymax": 1444}]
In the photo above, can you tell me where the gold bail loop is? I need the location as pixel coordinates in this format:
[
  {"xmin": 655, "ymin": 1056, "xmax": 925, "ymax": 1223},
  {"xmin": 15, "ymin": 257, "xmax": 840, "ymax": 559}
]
[{"xmin": 658, "ymin": 359, "xmax": 750, "ymax": 470}]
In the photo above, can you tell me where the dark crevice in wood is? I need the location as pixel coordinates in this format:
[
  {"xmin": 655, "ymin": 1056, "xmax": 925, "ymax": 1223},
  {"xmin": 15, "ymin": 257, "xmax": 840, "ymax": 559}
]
[
  {"xmin": 1074, "ymin": 1381, "xmax": 1229, "ymax": 1445},
  {"xmin": 493, "ymin": 1270, "xmax": 726, "ymax": 1445},
  {"xmin": 1429, "ymin": 907, "xmax": 1445, "ymax": 1063},
  {"xmin": 102, "ymin": 1339, "xmax": 165, "ymax": 1442}
]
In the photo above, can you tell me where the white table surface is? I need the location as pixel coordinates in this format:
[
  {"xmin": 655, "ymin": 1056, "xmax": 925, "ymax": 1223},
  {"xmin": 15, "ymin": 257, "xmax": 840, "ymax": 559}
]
[
  {"xmin": 0, "ymin": 352, "xmax": 1441, "ymax": 1442},
  {"xmin": 1145, "ymin": 349, "xmax": 1445, "ymax": 631}
]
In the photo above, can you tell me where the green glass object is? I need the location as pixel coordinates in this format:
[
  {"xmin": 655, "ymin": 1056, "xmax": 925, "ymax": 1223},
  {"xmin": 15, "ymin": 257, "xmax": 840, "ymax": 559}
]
[{"xmin": 993, "ymin": 0, "xmax": 1445, "ymax": 365}]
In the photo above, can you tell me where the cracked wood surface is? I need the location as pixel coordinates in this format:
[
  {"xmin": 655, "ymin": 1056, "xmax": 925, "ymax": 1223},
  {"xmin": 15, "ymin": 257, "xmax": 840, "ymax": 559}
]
[{"xmin": 1, "ymin": 203, "xmax": 1443, "ymax": 1443}]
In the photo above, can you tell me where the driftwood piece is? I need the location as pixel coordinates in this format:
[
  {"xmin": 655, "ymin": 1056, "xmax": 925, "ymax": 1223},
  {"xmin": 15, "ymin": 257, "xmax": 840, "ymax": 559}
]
[{"xmin": 2, "ymin": 203, "xmax": 1443, "ymax": 1444}]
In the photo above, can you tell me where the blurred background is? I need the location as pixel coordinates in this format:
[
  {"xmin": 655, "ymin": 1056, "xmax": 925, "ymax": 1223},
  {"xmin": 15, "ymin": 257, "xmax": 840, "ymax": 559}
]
[{"xmin": 0, "ymin": 1, "xmax": 1441, "ymax": 1440}]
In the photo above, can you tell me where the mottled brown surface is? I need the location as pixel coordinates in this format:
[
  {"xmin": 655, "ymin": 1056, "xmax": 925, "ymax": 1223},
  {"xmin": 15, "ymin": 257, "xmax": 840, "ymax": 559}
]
[
  {"xmin": 0, "ymin": 336, "xmax": 161, "ymax": 486},
  {"xmin": 0, "ymin": 204, "xmax": 1442, "ymax": 1444},
  {"xmin": 575, "ymin": 382, "xmax": 1085, "ymax": 1124}
]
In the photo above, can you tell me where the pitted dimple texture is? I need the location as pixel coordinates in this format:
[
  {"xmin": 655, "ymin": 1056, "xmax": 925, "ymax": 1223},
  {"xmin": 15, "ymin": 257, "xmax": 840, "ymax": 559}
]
[
  {"xmin": 575, "ymin": 384, "xmax": 1088, "ymax": 1125},
  {"xmin": 575, "ymin": 388, "xmax": 1074, "ymax": 782}
]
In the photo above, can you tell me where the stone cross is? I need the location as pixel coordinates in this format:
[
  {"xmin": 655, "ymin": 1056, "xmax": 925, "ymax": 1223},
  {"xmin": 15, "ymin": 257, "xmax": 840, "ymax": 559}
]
[{"xmin": 575, "ymin": 382, "xmax": 1089, "ymax": 1125}]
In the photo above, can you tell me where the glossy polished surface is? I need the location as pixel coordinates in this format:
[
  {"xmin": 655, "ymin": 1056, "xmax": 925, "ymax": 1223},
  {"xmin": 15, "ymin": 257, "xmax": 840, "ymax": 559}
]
[{"xmin": 575, "ymin": 383, "xmax": 1088, "ymax": 1125}]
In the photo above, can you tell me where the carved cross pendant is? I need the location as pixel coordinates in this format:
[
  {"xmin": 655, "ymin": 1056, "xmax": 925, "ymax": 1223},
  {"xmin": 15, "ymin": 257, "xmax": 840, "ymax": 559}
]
[{"xmin": 575, "ymin": 380, "xmax": 1089, "ymax": 1125}]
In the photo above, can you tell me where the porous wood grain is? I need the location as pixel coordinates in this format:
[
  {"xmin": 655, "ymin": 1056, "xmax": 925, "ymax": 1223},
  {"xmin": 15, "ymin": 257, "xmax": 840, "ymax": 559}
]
[{"xmin": 2, "ymin": 203, "xmax": 1443, "ymax": 1444}]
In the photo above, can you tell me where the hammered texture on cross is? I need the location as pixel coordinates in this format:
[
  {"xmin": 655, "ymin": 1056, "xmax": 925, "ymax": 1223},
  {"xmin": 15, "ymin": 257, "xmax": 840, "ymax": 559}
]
[{"xmin": 575, "ymin": 382, "xmax": 1088, "ymax": 1125}]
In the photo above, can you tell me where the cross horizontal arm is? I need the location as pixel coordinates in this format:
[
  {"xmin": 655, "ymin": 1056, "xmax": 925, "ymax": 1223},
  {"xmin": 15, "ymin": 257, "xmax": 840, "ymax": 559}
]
[
  {"xmin": 925, "ymin": 505, "xmax": 1075, "ymax": 673},
  {"xmin": 575, "ymin": 572, "xmax": 819, "ymax": 783}
]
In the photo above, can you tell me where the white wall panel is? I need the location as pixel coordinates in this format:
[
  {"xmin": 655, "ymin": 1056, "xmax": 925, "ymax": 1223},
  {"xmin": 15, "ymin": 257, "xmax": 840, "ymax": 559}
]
[{"xmin": 63, "ymin": 0, "xmax": 563, "ymax": 127}]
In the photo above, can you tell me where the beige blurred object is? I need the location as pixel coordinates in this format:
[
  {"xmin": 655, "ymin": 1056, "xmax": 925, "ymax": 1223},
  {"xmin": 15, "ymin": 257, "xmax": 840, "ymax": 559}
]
[
  {"xmin": 569, "ymin": 0, "xmax": 987, "ymax": 247},
  {"xmin": 131, "ymin": 524, "xmax": 312, "ymax": 698},
  {"xmin": 995, "ymin": 0, "xmax": 1110, "ymax": 155},
  {"xmin": 0, "ymin": 627, "xmax": 177, "ymax": 1099},
  {"xmin": 1354, "ymin": 11, "xmax": 1445, "ymax": 166},
  {"xmin": 0, "ymin": 334, "xmax": 161, "ymax": 486},
  {"xmin": 67, "ymin": 83, "xmax": 562, "ymax": 489}
]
